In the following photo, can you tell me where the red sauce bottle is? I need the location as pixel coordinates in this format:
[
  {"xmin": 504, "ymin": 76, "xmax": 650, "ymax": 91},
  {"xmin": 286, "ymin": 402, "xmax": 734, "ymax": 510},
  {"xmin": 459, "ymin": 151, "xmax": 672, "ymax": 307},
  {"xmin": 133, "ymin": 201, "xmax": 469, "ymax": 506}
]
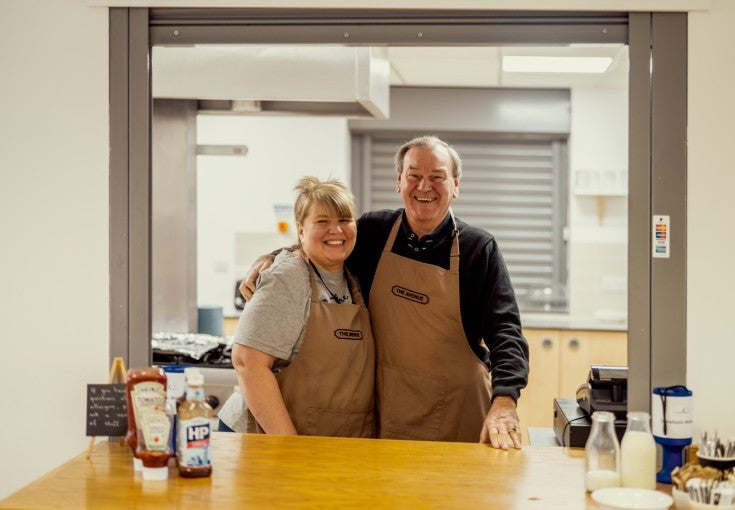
[
  {"xmin": 136, "ymin": 406, "xmax": 174, "ymax": 480},
  {"xmin": 125, "ymin": 367, "xmax": 167, "ymax": 472}
]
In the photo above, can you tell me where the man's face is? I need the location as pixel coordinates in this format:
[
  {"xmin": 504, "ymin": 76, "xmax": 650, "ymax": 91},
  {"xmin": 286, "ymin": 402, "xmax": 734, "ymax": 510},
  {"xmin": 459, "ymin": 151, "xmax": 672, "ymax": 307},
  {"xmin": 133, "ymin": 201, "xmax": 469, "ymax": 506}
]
[{"xmin": 398, "ymin": 145, "xmax": 459, "ymax": 235}]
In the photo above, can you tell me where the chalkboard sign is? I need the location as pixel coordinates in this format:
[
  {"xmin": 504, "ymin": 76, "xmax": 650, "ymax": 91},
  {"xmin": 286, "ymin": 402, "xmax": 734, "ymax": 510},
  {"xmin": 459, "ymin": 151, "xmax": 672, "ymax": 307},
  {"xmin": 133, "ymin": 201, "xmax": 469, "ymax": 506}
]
[{"xmin": 86, "ymin": 384, "xmax": 127, "ymax": 436}]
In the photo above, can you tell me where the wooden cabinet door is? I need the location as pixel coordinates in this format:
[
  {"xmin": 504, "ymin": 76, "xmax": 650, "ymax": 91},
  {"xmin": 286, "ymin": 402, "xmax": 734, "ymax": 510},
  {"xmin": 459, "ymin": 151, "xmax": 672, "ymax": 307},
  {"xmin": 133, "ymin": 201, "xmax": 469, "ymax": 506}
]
[
  {"xmin": 558, "ymin": 330, "xmax": 628, "ymax": 399},
  {"xmin": 224, "ymin": 317, "xmax": 239, "ymax": 337},
  {"xmin": 516, "ymin": 329, "xmax": 560, "ymax": 436}
]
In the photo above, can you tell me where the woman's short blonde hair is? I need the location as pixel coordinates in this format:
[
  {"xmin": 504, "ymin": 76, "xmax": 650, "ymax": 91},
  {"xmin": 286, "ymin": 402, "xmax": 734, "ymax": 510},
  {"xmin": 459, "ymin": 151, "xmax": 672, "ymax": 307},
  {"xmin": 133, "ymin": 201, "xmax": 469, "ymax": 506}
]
[{"xmin": 293, "ymin": 176, "xmax": 356, "ymax": 229}]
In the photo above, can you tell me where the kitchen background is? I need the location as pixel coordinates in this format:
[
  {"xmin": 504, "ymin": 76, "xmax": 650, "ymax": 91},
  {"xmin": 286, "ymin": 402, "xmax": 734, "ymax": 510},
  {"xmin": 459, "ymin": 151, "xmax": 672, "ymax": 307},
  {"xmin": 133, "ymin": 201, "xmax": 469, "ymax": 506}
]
[
  {"xmin": 198, "ymin": 91, "xmax": 626, "ymax": 324},
  {"xmin": 157, "ymin": 46, "xmax": 629, "ymax": 329}
]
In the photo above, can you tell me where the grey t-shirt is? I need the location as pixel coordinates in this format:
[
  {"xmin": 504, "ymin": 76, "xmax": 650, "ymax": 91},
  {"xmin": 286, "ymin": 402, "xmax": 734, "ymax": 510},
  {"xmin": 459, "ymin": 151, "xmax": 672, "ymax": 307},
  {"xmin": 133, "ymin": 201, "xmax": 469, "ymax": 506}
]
[{"xmin": 218, "ymin": 249, "xmax": 352, "ymax": 431}]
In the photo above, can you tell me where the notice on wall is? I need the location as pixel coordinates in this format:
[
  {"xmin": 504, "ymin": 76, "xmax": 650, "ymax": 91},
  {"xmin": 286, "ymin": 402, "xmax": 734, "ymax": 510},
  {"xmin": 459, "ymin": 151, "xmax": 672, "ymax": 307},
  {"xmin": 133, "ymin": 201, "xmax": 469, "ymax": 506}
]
[
  {"xmin": 86, "ymin": 384, "xmax": 127, "ymax": 437},
  {"xmin": 652, "ymin": 215, "xmax": 671, "ymax": 259}
]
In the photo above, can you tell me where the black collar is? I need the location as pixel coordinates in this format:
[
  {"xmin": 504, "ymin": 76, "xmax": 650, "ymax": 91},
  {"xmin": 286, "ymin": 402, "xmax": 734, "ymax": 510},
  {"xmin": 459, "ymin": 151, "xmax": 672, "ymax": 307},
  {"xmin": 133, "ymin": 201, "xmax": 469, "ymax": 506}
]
[{"xmin": 400, "ymin": 212, "xmax": 454, "ymax": 253}]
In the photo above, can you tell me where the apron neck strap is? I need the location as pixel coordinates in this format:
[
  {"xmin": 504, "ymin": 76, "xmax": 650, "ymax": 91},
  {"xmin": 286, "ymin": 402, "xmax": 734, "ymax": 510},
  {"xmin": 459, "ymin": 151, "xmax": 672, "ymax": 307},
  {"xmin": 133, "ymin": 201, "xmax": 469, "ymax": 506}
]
[
  {"xmin": 384, "ymin": 212, "xmax": 460, "ymax": 272},
  {"xmin": 384, "ymin": 216, "xmax": 403, "ymax": 252}
]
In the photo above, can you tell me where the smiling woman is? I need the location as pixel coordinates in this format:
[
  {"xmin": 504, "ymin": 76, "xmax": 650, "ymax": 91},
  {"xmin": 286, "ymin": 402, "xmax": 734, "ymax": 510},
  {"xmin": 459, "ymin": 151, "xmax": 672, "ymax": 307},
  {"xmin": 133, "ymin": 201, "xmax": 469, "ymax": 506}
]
[
  {"xmin": 216, "ymin": 176, "xmax": 376, "ymax": 438},
  {"xmin": 295, "ymin": 177, "xmax": 358, "ymax": 273}
]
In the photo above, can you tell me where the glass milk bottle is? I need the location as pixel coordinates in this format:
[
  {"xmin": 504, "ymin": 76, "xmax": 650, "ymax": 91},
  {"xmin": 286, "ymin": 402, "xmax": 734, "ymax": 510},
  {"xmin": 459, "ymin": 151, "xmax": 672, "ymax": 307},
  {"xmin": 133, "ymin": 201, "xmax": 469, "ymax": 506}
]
[
  {"xmin": 620, "ymin": 411, "xmax": 656, "ymax": 490},
  {"xmin": 585, "ymin": 411, "xmax": 621, "ymax": 491}
]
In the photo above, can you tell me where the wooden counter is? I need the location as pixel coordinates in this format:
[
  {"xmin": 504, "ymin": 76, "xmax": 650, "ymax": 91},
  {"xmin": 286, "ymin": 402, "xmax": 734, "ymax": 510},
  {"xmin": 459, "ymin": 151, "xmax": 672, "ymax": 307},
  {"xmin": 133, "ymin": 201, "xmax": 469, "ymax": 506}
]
[{"xmin": 0, "ymin": 433, "xmax": 670, "ymax": 509}]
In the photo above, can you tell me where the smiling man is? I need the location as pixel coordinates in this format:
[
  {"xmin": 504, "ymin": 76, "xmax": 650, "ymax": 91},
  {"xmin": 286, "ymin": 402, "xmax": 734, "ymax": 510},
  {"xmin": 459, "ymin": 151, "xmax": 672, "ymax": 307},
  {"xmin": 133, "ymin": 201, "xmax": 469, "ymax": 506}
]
[{"xmin": 347, "ymin": 135, "xmax": 529, "ymax": 448}]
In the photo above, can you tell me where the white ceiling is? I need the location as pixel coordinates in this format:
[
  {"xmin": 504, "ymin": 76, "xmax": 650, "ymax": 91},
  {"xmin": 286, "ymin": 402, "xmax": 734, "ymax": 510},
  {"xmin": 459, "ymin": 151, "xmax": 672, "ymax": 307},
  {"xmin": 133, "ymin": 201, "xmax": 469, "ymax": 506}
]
[
  {"xmin": 155, "ymin": 43, "xmax": 629, "ymax": 93},
  {"xmin": 387, "ymin": 45, "xmax": 629, "ymax": 89},
  {"xmin": 152, "ymin": 43, "xmax": 629, "ymax": 116}
]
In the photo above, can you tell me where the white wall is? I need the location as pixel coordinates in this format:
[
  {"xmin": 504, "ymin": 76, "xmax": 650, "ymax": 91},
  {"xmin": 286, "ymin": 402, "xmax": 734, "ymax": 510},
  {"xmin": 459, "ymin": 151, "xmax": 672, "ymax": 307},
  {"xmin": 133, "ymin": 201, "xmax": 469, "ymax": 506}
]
[
  {"xmin": 687, "ymin": 0, "xmax": 735, "ymax": 438},
  {"xmin": 195, "ymin": 115, "xmax": 350, "ymax": 317},
  {"xmin": 1, "ymin": 0, "xmax": 732, "ymax": 501},
  {"xmin": 568, "ymin": 87, "xmax": 629, "ymax": 321},
  {"xmin": 0, "ymin": 0, "xmax": 109, "ymax": 499}
]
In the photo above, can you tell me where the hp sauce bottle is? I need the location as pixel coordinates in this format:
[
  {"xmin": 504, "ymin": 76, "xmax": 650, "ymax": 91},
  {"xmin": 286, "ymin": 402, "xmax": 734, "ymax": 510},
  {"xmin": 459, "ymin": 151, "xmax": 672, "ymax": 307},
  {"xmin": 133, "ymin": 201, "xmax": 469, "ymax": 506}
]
[{"xmin": 176, "ymin": 368, "xmax": 213, "ymax": 478}]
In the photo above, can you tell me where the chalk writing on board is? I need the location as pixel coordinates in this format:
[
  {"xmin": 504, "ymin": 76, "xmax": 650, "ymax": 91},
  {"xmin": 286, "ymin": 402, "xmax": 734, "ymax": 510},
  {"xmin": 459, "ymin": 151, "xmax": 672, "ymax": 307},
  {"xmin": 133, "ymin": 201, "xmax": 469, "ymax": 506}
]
[{"xmin": 86, "ymin": 384, "xmax": 127, "ymax": 437}]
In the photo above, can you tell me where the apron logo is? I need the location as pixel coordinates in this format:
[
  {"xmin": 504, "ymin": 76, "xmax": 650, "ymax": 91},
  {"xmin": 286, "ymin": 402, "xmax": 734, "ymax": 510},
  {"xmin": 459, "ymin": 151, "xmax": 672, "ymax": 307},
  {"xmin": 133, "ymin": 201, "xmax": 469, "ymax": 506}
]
[
  {"xmin": 334, "ymin": 329, "xmax": 363, "ymax": 340},
  {"xmin": 391, "ymin": 285, "xmax": 430, "ymax": 304}
]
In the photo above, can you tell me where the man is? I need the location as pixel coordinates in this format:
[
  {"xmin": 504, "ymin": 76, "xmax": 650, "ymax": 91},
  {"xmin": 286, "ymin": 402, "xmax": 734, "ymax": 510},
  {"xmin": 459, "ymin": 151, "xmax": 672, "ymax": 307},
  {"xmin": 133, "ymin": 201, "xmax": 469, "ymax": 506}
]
[{"xmin": 243, "ymin": 135, "xmax": 528, "ymax": 449}]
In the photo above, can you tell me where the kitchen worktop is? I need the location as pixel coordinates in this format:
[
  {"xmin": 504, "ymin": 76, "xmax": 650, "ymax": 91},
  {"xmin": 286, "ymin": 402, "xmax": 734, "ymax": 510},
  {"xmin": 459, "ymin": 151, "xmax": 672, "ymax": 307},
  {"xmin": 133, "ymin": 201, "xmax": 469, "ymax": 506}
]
[
  {"xmin": 225, "ymin": 313, "xmax": 627, "ymax": 331},
  {"xmin": 0, "ymin": 433, "xmax": 670, "ymax": 509},
  {"xmin": 521, "ymin": 312, "xmax": 627, "ymax": 331}
]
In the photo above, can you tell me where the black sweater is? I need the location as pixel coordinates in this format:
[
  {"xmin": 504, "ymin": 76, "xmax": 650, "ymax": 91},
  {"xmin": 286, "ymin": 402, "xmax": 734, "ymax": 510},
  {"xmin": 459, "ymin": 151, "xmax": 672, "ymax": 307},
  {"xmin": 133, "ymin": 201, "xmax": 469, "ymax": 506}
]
[{"xmin": 347, "ymin": 209, "xmax": 529, "ymax": 402}]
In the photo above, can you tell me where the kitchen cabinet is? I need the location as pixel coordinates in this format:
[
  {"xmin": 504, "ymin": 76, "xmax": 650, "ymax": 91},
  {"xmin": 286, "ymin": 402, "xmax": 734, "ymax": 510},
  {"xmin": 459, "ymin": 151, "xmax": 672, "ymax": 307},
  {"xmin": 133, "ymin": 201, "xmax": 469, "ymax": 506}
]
[
  {"xmin": 224, "ymin": 317, "xmax": 239, "ymax": 337},
  {"xmin": 515, "ymin": 328, "xmax": 627, "ymax": 441},
  {"xmin": 515, "ymin": 329, "xmax": 560, "ymax": 440},
  {"xmin": 558, "ymin": 330, "xmax": 627, "ymax": 399}
]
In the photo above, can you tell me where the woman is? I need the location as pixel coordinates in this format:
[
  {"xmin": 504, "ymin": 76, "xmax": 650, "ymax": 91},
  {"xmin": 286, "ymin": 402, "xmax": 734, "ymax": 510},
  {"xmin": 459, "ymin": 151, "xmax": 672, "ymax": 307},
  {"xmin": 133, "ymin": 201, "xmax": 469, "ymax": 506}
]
[{"xmin": 217, "ymin": 177, "xmax": 375, "ymax": 437}]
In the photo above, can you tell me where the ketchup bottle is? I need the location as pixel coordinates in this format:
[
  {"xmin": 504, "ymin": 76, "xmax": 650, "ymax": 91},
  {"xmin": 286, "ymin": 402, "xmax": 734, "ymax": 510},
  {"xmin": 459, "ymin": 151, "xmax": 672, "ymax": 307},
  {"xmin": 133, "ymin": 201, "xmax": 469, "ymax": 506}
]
[
  {"xmin": 136, "ymin": 405, "xmax": 174, "ymax": 481},
  {"xmin": 125, "ymin": 367, "xmax": 167, "ymax": 471}
]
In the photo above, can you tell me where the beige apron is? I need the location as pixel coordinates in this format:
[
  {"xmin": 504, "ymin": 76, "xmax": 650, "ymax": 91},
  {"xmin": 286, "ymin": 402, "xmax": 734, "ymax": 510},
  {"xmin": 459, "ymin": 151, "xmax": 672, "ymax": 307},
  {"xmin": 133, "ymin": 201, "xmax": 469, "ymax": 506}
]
[
  {"xmin": 248, "ymin": 262, "xmax": 375, "ymax": 438},
  {"xmin": 370, "ymin": 216, "xmax": 492, "ymax": 442}
]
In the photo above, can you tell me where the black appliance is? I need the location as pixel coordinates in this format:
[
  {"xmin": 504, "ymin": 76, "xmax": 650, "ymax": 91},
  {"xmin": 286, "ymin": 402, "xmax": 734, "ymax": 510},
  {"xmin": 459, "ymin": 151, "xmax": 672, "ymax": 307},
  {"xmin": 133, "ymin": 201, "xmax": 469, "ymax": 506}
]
[
  {"xmin": 552, "ymin": 365, "xmax": 628, "ymax": 447},
  {"xmin": 575, "ymin": 364, "xmax": 628, "ymax": 419},
  {"xmin": 553, "ymin": 398, "xmax": 626, "ymax": 447}
]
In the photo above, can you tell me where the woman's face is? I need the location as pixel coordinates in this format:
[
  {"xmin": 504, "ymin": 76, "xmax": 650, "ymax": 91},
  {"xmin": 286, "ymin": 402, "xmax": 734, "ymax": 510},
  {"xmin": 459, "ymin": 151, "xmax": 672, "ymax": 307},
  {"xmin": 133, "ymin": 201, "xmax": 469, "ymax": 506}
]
[{"xmin": 297, "ymin": 203, "xmax": 356, "ymax": 272}]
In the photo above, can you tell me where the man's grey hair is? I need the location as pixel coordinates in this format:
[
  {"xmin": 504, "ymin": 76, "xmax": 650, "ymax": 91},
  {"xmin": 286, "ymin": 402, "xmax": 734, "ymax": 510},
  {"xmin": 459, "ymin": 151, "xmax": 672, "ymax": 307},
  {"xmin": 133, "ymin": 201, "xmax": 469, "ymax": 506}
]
[{"xmin": 394, "ymin": 135, "xmax": 462, "ymax": 179}]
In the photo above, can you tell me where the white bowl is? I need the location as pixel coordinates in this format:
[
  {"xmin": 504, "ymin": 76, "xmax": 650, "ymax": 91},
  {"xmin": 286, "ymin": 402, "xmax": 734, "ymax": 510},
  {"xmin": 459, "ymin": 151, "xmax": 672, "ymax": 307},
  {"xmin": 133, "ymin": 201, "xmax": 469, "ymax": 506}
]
[
  {"xmin": 591, "ymin": 487, "xmax": 674, "ymax": 510},
  {"xmin": 672, "ymin": 487, "xmax": 690, "ymax": 510}
]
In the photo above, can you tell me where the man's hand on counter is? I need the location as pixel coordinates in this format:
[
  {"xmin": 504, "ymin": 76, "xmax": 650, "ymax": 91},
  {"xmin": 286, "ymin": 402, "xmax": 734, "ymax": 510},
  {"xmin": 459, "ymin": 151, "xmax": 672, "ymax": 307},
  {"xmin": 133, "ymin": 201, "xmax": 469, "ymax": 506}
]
[{"xmin": 479, "ymin": 396, "xmax": 522, "ymax": 450}]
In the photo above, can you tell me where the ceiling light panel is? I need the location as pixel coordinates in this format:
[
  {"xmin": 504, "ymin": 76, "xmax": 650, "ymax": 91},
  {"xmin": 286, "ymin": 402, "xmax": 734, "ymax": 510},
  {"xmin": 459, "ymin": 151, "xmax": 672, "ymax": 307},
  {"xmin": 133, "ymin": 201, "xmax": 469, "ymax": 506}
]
[{"xmin": 502, "ymin": 56, "xmax": 613, "ymax": 74}]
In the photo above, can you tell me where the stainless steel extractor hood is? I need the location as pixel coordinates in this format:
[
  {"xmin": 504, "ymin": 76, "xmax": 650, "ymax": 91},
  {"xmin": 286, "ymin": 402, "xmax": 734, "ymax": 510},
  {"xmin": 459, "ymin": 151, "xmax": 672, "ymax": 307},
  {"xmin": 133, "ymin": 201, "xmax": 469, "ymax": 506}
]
[{"xmin": 152, "ymin": 45, "xmax": 390, "ymax": 119}]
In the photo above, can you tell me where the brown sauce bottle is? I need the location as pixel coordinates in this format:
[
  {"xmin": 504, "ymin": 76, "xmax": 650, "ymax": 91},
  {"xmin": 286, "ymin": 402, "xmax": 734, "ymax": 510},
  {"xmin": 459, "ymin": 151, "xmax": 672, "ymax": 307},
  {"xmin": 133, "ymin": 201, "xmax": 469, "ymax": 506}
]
[{"xmin": 176, "ymin": 368, "xmax": 213, "ymax": 478}]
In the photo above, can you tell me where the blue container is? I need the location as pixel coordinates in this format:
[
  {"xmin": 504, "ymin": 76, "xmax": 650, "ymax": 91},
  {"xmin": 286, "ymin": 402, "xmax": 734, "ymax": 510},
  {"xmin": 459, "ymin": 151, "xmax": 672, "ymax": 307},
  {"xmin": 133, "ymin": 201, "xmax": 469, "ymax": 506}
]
[
  {"xmin": 652, "ymin": 385, "xmax": 693, "ymax": 484},
  {"xmin": 198, "ymin": 306, "xmax": 224, "ymax": 337},
  {"xmin": 163, "ymin": 365, "xmax": 187, "ymax": 459}
]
